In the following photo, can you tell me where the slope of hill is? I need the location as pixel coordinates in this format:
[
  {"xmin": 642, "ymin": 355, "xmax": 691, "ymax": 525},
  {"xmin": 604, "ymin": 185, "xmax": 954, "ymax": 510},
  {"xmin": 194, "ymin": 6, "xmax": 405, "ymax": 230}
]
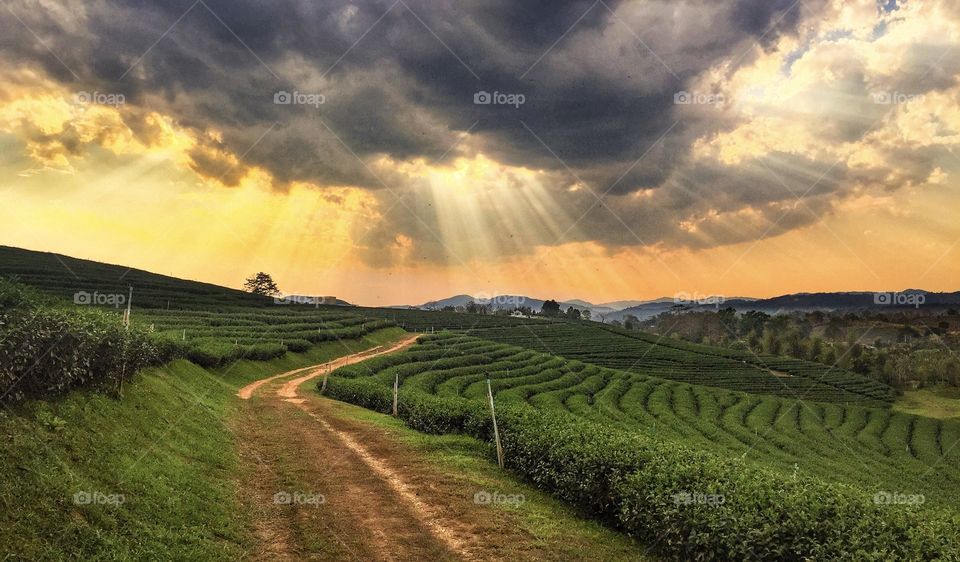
[{"xmin": 0, "ymin": 245, "xmax": 271, "ymax": 309}]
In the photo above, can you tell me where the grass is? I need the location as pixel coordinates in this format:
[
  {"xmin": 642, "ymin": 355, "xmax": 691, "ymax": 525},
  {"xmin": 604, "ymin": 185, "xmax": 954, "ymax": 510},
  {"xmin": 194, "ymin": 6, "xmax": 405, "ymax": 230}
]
[
  {"xmin": 4, "ymin": 325, "xmax": 649, "ymax": 560},
  {"xmin": 894, "ymin": 385, "xmax": 960, "ymax": 419},
  {"xmin": 0, "ymin": 328, "xmax": 405, "ymax": 561}
]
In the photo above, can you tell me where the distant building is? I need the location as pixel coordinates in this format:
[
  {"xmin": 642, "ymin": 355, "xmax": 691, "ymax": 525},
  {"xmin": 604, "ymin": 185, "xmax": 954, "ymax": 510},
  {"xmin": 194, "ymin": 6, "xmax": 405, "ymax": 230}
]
[{"xmin": 510, "ymin": 310, "xmax": 529, "ymax": 318}]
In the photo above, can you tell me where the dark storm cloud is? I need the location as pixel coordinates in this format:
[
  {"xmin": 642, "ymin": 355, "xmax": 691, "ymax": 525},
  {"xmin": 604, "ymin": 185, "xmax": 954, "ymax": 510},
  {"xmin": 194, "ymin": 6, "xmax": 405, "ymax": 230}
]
[
  {"xmin": 1, "ymin": 0, "xmax": 947, "ymax": 264},
  {"xmin": 0, "ymin": 0, "xmax": 814, "ymax": 186}
]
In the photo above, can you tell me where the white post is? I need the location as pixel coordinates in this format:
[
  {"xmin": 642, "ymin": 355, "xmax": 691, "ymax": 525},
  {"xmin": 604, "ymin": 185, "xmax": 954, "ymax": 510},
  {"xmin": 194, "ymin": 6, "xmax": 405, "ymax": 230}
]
[
  {"xmin": 392, "ymin": 373, "xmax": 399, "ymax": 416},
  {"xmin": 487, "ymin": 378, "xmax": 504, "ymax": 469},
  {"xmin": 182, "ymin": 329, "xmax": 186, "ymax": 341},
  {"xmin": 124, "ymin": 286, "xmax": 133, "ymax": 330}
]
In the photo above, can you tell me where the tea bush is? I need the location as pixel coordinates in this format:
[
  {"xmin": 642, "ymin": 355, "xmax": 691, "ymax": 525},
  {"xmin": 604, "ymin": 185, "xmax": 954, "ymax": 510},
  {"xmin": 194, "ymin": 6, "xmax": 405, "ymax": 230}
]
[
  {"xmin": 323, "ymin": 375, "xmax": 960, "ymax": 560},
  {"xmin": 0, "ymin": 280, "xmax": 185, "ymax": 402}
]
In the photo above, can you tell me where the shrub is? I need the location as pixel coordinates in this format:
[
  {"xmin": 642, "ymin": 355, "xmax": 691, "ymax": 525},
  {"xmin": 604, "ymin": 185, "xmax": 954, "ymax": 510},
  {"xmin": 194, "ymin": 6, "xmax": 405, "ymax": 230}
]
[
  {"xmin": 284, "ymin": 339, "xmax": 312, "ymax": 353},
  {"xmin": 322, "ymin": 375, "xmax": 960, "ymax": 560},
  {"xmin": 186, "ymin": 342, "xmax": 242, "ymax": 368},
  {"xmin": 0, "ymin": 280, "xmax": 184, "ymax": 402},
  {"xmin": 243, "ymin": 343, "xmax": 287, "ymax": 361}
]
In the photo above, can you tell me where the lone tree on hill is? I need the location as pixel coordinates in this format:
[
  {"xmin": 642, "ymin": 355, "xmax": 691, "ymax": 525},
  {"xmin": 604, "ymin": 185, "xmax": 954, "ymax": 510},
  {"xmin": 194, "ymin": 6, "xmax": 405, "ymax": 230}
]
[
  {"xmin": 541, "ymin": 299, "xmax": 561, "ymax": 317},
  {"xmin": 243, "ymin": 272, "xmax": 281, "ymax": 296}
]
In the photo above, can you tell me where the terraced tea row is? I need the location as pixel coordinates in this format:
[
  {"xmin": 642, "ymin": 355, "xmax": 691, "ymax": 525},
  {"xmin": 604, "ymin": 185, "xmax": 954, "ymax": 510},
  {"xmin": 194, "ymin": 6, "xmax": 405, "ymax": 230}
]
[
  {"xmin": 133, "ymin": 308, "xmax": 395, "ymax": 367},
  {"xmin": 360, "ymin": 306, "xmax": 561, "ymax": 332},
  {"xmin": 332, "ymin": 333, "xmax": 960, "ymax": 508},
  {"xmin": 138, "ymin": 308, "xmax": 390, "ymax": 343},
  {"xmin": 467, "ymin": 323, "xmax": 895, "ymax": 404}
]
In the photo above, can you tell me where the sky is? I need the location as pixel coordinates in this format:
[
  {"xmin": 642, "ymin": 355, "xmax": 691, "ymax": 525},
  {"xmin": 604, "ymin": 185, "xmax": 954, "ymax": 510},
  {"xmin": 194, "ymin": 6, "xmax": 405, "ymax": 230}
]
[{"xmin": 0, "ymin": 0, "xmax": 958, "ymax": 306}]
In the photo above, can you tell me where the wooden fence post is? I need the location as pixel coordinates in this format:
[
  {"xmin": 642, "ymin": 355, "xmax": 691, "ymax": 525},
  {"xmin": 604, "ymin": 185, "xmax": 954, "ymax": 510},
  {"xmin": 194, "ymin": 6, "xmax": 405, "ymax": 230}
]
[
  {"xmin": 392, "ymin": 373, "xmax": 399, "ymax": 416},
  {"xmin": 487, "ymin": 378, "xmax": 504, "ymax": 468},
  {"xmin": 124, "ymin": 286, "xmax": 133, "ymax": 330}
]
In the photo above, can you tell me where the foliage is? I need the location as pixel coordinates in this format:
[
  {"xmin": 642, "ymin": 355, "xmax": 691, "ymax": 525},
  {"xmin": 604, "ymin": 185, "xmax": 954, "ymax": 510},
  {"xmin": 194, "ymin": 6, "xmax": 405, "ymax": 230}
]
[
  {"xmin": 0, "ymin": 279, "xmax": 186, "ymax": 402},
  {"xmin": 541, "ymin": 299, "xmax": 561, "ymax": 316},
  {"xmin": 242, "ymin": 272, "xmax": 281, "ymax": 297},
  {"xmin": 647, "ymin": 307, "xmax": 960, "ymax": 390},
  {"xmin": 463, "ymin": 322, "xmax": 895, "ymax": 404},
  {"xmin": 324, "ymin": 354, "xmax": 960, "ymax": 560}
]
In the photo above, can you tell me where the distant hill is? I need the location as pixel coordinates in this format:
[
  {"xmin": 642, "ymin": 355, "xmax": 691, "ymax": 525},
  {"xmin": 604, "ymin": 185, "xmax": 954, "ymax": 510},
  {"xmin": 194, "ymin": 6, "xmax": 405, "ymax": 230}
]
[
  {"xmin": 417, "ymin": 294, "xmax": 614, "ymax": 316},
  {"xmin": 0, "ymin": 245, "xmax": 347, "ymax": 309},
  {"xmin": 607, "ymin": 290, "xmax": 960, "ymax": 322}
]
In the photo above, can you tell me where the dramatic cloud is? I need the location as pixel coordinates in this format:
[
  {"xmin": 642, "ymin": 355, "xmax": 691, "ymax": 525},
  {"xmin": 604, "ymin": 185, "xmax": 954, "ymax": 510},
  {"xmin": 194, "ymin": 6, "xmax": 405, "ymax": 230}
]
[{"xmin": 0, "ymin": 0, "xmax": 958, "ymax": 269}]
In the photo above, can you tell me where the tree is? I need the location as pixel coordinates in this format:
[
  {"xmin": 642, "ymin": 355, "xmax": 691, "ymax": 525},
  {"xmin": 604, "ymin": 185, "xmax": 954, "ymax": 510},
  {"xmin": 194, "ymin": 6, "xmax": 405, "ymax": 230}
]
[
  {"xmin": 565, "ymin": 306, "xmax": 582, "ymax": 320},
  {"xmin": 581, "ymin": 309, "xmax": 592, "ymax": 321},
  {"xmin": 243, "ymin": 272, "xmax": 281, "ymax": 296},
  {"xmin": 541, "ymin": 299, "xmax": 561, "ymax": 317},
  {"xmin": 807, "ymin": 337, "xmax": 823, "ymax": 361},
  {"xmin": 762, "ymin": 328, "xmax": 782, "ymax": 355}
]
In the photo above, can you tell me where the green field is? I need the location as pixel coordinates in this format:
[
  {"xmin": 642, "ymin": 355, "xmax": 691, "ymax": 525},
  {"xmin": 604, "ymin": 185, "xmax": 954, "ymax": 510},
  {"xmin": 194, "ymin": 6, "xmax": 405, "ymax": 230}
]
[
  {"xmin": 3, "ymin": 245, "xmax": 957, "ymax": 559},
  {"xmin": 330, "ymin": 333, "xmax": 960, "ymax": 507},
  {"xmin": 465, "ymin": 323, "xmax": 896, "ymax": 404},
  {"xmin": 0, "ymin": 246, "xmax": 396, "ymax": 374}
]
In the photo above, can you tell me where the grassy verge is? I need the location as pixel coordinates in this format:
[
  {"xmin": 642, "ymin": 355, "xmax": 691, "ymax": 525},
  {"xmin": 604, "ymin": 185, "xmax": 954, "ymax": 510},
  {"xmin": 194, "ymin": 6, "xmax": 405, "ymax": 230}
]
[
  {"xmin": 893, "ymin": 385, "xmax": 960, "ymax": 419},
  {"xmin": 0, "ymin": 328, "xmax": 406, "ymax": 561},
  {"xmin": 320, "ymin": 398, "xmax": 651, "ymax": 561}
]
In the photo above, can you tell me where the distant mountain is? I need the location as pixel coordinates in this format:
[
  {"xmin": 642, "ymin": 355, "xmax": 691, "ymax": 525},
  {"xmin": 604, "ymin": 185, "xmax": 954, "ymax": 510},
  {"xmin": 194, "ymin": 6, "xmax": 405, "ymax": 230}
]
[
  {"xmin": 419, "ymin": 294, "xmax": 476, "ymax": 309},
  {"xmin": 416, "ymin": 294, "xmax": 610, "ymax": 316},
  {"xmin": 408, "ymin": 289, "xmax": 960, "ymax": 322},
  {"xmin": 607, "ymin": 290, "xmax": 960, "ymax": 322},
  {"xmin": 597, "ymin": 298, "xmax": 672, "ymax": 310}
]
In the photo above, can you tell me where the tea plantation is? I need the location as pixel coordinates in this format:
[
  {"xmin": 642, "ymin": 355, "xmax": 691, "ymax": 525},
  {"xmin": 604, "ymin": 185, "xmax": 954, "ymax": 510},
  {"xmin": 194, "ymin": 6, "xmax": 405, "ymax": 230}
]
[
  {"xmin": 465, "ymin": 323, "xmax": 896, "ymax": 404},
  {"xmin": 324, "ymin": 333, "xmax": 960, "ymax": 560}
]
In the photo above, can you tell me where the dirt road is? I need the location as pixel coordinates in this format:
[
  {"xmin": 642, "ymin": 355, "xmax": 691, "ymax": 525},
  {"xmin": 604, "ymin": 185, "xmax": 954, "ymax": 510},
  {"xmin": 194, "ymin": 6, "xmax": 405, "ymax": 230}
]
[
  {"xmin": 233, "ymin": 335, "xmax": 487, "ymax": 561},
  {"xmin": 232, "ymin": 334, "xmax": 640, "ymax": 561},
  {"xmin": 237, "ymin": 335, "xmax": 419, "ymax": 400}
]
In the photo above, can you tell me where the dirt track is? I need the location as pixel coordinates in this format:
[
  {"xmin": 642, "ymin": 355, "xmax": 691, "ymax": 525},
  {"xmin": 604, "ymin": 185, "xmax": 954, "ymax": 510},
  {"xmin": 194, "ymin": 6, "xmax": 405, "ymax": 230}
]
[
  {"xmin": 237, "ymin": 335, "xmax": 418, "ymax": 400},
  {"xmin": 231, "ymin": 335, "xmax": 639, "ymax": 561},
  {"xmin": 234, "ymin": 335, "xmax": 486, "ymax": 561}
]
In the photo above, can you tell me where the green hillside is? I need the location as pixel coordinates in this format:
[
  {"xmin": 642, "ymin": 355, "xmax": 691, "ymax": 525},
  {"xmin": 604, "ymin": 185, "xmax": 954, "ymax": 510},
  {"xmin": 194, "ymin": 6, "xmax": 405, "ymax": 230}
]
[
  {"xmin": 328, "ymin": 332, "xmax": 959, "ymax": 507},
  {"xmin": 0, "ymin": 245, "xmax": 273, "ymax": 309}
]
